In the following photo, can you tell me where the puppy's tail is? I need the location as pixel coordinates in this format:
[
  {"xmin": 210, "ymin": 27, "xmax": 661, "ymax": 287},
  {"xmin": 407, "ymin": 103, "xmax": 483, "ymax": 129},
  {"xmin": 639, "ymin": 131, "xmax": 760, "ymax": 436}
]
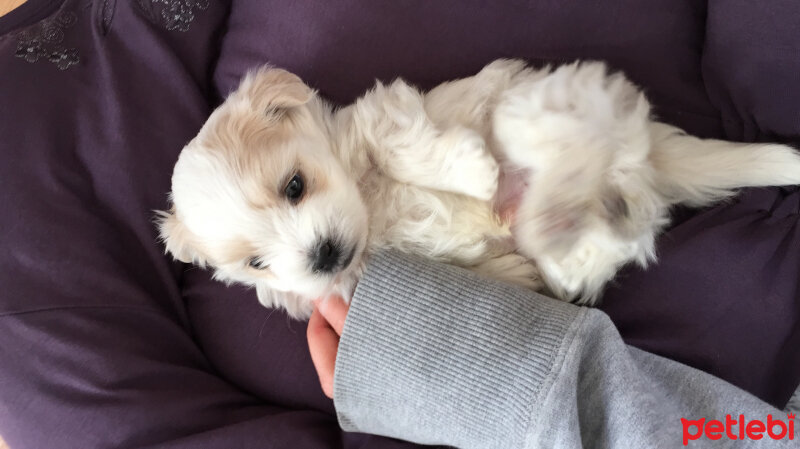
[{"xmin": 650, "ymin": 122, "xmax": 800, "ymax": 206}]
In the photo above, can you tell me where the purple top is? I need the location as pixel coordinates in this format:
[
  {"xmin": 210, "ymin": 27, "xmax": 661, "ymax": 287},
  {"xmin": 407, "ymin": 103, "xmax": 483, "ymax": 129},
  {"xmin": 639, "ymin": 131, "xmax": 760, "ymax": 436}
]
[{"xmin": 1, "ymin": 1, "xmax": 798, "ymax": 448}]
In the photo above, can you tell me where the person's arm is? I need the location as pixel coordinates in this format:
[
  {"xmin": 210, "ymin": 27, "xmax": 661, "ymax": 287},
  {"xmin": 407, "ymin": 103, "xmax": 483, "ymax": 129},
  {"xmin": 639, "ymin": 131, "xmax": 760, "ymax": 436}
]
[
  {"xmin": 0, "ymin": 0, "xmax": 26, "ymax": 17},
  {"xmin": 311, "ymin": 250, "xmax": 798, "ymax": 448}
]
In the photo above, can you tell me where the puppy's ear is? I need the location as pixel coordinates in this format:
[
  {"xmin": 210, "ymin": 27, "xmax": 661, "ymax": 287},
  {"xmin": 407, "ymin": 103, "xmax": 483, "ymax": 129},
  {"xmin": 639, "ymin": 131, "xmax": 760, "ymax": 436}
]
[
  {"xmin": 155, "ymin": 208, "xmax": 205, "ymax": 265},
  {"xmin": 236, "ymin": 66, "xmax": 313, "ymax": 116}
]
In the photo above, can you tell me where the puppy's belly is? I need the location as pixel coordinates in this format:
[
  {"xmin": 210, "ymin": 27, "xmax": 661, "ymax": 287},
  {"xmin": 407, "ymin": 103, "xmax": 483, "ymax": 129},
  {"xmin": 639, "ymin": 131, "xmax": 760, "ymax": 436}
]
[{"xmin": 495, "ymin": 164, "xmax": 531, "ymax": 223}]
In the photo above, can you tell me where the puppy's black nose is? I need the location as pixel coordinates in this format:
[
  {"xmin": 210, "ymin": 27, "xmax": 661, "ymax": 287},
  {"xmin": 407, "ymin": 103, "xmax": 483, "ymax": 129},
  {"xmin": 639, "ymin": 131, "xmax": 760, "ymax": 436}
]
[{"xmin": 312, "ymin": 239, "xmax": 341, "ymax": 273}]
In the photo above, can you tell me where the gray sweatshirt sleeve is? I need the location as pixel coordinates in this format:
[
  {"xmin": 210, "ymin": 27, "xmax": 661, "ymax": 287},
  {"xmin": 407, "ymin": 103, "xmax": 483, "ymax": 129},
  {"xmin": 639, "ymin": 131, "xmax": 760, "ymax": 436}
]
[{"xmin": 333, "ymin": 251, "xmax": 799, "ymax": 448}]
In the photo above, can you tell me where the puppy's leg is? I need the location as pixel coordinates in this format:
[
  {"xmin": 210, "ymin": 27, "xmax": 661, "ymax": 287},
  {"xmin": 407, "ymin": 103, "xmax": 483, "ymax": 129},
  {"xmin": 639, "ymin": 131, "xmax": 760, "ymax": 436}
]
[
  {"xmin": 421, "ymin": 125, "xmax": 500, "ymax": 201},
  {"xmin": 493, "ymin": 61, "xmax": 651, "ymax": 173},
  {"xmin": 353, "ymin": 79, "xmax": 500, "ymax": 201},
  {"xmin": 423, "ymin": 58, "xmax": 534, "ymax": 132},
  {"xmin": 471, "ymin": 253, "xmax": 543, "ymax": 291}
]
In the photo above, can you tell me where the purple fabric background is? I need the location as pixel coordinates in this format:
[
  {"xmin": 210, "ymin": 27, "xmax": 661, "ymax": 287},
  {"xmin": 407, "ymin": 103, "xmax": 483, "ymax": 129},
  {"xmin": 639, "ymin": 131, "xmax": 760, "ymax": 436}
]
[
  {"xmin": 702, "ymin": 0, "xmax": 800, "ymax": 143},
  {"xmin": 0, "ymin": 0, "xmax": 798, "ymax": 448}
]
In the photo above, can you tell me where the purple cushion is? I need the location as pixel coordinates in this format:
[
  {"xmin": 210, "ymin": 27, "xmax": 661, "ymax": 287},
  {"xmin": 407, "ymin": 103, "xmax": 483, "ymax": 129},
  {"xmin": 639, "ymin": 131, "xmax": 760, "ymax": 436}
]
[
  {"xmin": 210, "ymin": 0, "xmax": 800, "ymax": 408},
  {"xmin": 702, "ymin": 0, "xmax": 800, "ymax": 143},
  {"xmin": 601, "ymin": 187, "xmax": 800, "ymax": 405},
  {"xmin": 214, "ymin": 0, "xmax": 718, "ymax": 137}
]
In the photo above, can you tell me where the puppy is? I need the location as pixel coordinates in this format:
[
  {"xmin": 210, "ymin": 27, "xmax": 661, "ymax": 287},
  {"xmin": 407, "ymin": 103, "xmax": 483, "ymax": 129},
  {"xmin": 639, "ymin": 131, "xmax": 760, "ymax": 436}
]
[{"xmin": 158, "ymin": 59, "xmax": 800, "ymax": 317}]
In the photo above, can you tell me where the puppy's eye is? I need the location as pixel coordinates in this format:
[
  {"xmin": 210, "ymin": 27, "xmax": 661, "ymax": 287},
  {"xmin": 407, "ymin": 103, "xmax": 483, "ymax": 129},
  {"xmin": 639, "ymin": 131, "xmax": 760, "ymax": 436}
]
[
  {"xmin": 248, "ymin": 257, "xmax": 265, "ymax": 270},
  {"xmin": 284, "ymin": 173, "xmax": 304, "ymax": 203}
]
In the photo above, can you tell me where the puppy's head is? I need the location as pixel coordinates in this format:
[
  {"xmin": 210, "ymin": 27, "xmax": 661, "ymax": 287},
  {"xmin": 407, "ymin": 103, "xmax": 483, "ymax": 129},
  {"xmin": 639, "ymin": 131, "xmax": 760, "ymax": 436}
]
[{"xmin": 157, "ymin": 67, "xmax": 368, "ymax": 318}]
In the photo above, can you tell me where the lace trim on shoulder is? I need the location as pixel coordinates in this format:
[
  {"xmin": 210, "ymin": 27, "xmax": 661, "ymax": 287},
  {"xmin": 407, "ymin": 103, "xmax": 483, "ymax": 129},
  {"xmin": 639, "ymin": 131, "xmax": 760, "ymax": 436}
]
[{"xmin": 14, "ymin": 10, "xmax": 79, "ymax": 70}]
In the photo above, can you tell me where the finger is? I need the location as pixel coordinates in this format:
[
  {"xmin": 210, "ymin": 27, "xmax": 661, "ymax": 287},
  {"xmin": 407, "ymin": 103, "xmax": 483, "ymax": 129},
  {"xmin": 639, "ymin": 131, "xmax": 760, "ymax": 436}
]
[
  {"xmin": 317, "ymin": 295, "xmax": 350, "ymax": 336},
  {"xmin": 306, "ymin": 307, "xmax": 338, "ymax": 398}
]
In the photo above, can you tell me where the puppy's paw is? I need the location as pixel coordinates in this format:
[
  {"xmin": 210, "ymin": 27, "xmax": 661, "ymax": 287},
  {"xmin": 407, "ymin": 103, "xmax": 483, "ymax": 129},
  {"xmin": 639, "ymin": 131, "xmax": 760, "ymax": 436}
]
[
  {"xmin": 442, "ymin": 127, "xmax": 500, "ymax": 200},
  {"xmin": 473, "ymin": 253, "xmax": 543, "ymax": 291}
]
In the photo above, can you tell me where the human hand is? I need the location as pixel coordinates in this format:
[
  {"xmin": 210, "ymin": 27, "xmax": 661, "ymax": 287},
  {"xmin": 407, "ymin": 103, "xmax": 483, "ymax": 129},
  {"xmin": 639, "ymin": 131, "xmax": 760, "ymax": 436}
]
[{"xmin": 307, "ymin": 295, "xmax": 350, "ymax": 398}]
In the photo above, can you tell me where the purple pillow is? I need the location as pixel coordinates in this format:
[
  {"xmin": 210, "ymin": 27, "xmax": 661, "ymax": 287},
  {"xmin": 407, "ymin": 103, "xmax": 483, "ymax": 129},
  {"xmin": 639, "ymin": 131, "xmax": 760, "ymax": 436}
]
[
  {"xmin": 702, "ymin": 0, "xmax": 800, "ymax": 143},
  {"xmin": 209, "ymin": 0, "xmax": 800, "ymax": 408},
  {"xmin": 214, "ymin": 0, "xmax": 717, "ymax": 136}
]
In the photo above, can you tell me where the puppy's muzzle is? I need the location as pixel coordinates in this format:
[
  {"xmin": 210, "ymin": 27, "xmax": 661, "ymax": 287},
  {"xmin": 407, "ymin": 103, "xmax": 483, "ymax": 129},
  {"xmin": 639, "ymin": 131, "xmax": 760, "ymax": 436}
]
[{"xmin": 311, "ymin": 238, "xmax": 355, "ymax": 274}]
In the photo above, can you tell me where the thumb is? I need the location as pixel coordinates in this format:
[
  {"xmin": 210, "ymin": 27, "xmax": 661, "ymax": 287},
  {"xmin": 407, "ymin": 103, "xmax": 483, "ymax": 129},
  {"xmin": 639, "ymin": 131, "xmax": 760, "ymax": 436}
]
[{"xmin": 316, "ymin": 295, "xmax": 350, "ymax": 336}]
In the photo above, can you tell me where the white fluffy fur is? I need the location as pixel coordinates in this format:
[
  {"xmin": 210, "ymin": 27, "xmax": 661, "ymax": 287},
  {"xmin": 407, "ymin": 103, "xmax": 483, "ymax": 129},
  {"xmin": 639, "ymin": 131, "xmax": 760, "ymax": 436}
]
[{"xmin": 158, "ymin": 59, "xmax": 800, "ymax": 317}]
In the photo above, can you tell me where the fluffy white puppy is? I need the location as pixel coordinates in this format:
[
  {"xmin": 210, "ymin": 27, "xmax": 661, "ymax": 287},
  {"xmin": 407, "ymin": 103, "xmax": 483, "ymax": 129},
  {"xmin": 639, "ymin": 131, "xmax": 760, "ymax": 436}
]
[{"xmin": 158, "ymin": 60, "xmax": 800, "ymax": 317}]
